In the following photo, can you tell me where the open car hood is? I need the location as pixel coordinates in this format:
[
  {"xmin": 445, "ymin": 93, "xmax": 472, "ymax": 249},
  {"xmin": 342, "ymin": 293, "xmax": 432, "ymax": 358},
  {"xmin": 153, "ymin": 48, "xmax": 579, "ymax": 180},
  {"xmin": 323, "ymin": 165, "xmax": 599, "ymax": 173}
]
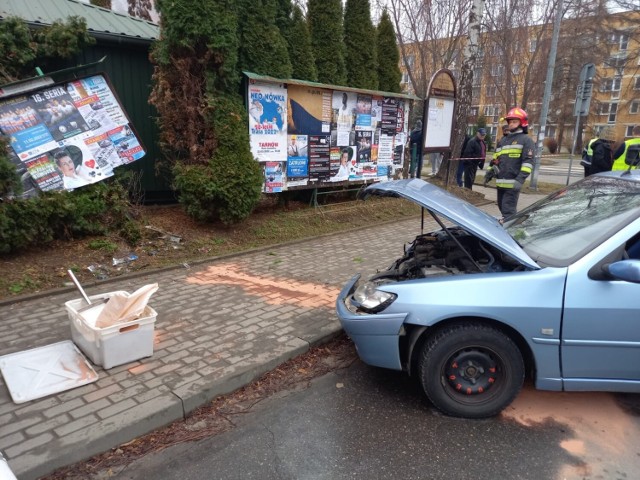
[{"xmin": 361, "ymin": 179, "xmax": 540, "ymax": 270}]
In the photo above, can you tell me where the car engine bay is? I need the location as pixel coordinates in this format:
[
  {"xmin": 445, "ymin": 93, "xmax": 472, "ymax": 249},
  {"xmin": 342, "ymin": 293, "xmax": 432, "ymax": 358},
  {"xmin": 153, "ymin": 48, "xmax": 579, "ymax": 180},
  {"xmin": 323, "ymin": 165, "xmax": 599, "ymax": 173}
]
[{"xmin": 370, "ymin": 227, "xmax": 524, "ymax": 282}]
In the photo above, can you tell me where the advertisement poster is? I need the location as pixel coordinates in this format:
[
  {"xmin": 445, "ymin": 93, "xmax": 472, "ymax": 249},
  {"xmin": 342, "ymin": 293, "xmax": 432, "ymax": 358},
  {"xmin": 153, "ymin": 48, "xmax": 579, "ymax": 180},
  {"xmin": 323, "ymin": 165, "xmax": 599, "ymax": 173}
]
[
  {"xmin": 248, "ymin": 81, "xmax": 287, "ymax": 162},
  {"xmin": 287, "ymin": 85, "xmax": 331, "ymax": 135},
  {"xmin": 331, "ymin": 91, "xmax": 357, "ymax": 147},
  {"xmin": 371, "ymin": 96, "xmax": 383, "ymax": 131},
  {"xmin": 24, "ymin": 153, "xmax": 64, "ymax": 191},
  {"xmin": 108, "ymin": 125, "xmax": 145, "ymax": 164},
  {"xmin": 0, "ymin": 95, "xmax": 58, "ymax": 159},
  {"xmin": 308, "ymin": 135, "xmax": 331, "ymax": 181},
  {"xmin": 381, "ymin": 97, "xmax": 399, "ymax": 135},
  {"xmin": 355, "ymin": 94, "xmax": 372, "ymax": 130},
  {"xmin": 355, "ymin": 131, "xmax": 372, "ymax": 163},
  {"xmin": 0, "ymin": 73, "xmax": 146, "ymax": 195},
  {"xmin": 245, "ymin": 75, "xmax": 412, "ymax": 191},
  {"xmin": 67, "ymin": 79, "xmax": 119, "ymax": 133},
  {"xmin": 264, "ymin": 161, "xmax": 284, "ymax": 193},
  {"xmin": 286, "ymin": 134, "xmax": 308, "ymax": 178}
]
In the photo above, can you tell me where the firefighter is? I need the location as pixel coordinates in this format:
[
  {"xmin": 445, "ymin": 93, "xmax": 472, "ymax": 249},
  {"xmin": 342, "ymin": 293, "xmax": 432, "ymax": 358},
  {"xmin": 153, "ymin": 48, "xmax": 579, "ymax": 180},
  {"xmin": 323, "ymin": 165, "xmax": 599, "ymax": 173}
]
[
  {"xmin": 485, "ymin": 107, "xmax": 535, "ymax": 219},
  {"xmin": 611, "ymin": 125, "xmax": 640, "ymax": 172}
]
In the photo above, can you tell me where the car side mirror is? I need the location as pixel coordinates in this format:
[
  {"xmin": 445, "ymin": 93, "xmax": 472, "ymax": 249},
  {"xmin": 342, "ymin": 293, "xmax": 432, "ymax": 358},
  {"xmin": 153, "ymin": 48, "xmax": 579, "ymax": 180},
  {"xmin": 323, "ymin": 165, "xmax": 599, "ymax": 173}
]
[{"xmin": 602, "ymin": 260, "xmax": 640, "ymax": 283}]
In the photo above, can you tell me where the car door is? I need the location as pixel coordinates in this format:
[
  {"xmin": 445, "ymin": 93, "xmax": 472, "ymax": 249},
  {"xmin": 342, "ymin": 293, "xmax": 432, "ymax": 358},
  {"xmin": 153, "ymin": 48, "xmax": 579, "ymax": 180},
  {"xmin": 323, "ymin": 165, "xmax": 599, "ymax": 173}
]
[{"xmin": 561, "ymin": 229, "xmax": 640, "ymax": 389}]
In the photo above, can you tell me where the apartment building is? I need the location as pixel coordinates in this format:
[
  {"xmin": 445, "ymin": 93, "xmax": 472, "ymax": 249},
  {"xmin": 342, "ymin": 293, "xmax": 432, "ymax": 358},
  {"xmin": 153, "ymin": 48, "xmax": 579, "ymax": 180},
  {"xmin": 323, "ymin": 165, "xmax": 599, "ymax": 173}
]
[{"xmin": 400, "ymin": 10, "xmax": 640, "ymax": 150}]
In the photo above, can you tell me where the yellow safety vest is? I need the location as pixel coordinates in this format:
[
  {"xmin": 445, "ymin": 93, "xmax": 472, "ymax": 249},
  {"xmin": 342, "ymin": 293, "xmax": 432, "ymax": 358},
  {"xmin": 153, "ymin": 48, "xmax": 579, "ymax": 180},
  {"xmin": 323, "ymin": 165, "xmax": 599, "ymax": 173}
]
[{"xmin": 611, "ymin": 138, "xmax": 640, "ymax": 171}]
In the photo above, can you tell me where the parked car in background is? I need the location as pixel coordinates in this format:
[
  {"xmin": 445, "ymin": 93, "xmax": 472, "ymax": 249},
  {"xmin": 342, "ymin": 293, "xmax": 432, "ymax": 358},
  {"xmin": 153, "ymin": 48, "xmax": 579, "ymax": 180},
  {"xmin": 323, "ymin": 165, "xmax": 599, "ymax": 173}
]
[{"xmin": 337, "ymin": 172, "xmax": 640, "ymax": 418}]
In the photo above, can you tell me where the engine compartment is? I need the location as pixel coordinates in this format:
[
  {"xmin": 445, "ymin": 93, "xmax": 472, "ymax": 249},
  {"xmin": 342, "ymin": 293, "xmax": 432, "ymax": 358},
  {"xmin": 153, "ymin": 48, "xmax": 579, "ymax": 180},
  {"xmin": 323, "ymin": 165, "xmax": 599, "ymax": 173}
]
[{"xmin": 370, "ymin": 227, "xmax": 524, "ymax": 282}]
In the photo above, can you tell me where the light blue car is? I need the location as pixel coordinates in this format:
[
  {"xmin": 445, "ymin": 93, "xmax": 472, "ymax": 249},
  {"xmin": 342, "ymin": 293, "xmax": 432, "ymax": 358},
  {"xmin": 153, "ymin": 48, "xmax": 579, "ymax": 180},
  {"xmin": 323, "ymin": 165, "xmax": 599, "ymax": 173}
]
[{"xmin": 336, "ymin": 172, "xmax": 640, "ymax": 418}]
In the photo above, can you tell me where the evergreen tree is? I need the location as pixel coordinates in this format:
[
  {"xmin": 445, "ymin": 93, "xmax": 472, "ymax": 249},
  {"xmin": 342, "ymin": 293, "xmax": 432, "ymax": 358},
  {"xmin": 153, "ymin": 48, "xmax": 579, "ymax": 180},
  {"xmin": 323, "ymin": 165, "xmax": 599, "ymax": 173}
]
[
  {"xmin": 287, "ymin": 6, "xmax": 318, "ymax": 81},
  {"xmin": 238, "ymin": 0, "xmax": 292, "ymax": 79},
  {"xmin": 307, "ymin": 0, "xmax": 347, "ymax": 85},
  {"xmin": 376, "ymin": 9, "xmax": 401, "ymax": 93},
  {"xmin": 274, "ymin": 0, "xmax": 293, "ymax": 34},
  {"xmin": 151, "ymin": 0, "xmax": 262, "ymax": 224},
  {"xmin": 344, "ymin": 0, "xmax": 377, "ymax": 90}
]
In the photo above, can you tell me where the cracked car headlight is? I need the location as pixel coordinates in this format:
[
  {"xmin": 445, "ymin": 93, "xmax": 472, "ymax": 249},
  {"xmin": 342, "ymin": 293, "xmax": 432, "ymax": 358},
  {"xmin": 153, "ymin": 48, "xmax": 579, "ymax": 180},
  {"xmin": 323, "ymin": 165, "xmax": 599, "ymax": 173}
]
[{"xmin": 351, "ymin": 282, "xmax": 397, "ymax": 313}]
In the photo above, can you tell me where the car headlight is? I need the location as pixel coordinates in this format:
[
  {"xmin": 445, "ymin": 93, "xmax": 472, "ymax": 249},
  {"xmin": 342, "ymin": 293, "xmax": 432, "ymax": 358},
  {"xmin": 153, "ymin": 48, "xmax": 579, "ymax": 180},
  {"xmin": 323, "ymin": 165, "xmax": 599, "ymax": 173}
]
[{"xmin": 351, "ymin": 282, "xmax": 397, "ymax": 313}]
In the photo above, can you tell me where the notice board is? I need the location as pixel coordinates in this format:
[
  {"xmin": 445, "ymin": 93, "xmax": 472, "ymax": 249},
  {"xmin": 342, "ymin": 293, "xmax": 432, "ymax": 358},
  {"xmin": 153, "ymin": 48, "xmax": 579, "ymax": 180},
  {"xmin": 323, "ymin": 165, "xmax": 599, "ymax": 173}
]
[{"xmin": 0, "ymin": 73, "xmax": 145, "ymax": 197}]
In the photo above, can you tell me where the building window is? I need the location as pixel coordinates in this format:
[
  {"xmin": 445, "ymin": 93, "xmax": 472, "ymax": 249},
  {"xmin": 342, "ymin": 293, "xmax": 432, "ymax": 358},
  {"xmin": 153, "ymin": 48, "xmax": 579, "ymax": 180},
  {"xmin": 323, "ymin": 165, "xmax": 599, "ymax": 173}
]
[
  {"xmin": 631, "ymin": 101, "xmax": 639, "ymax": 114},
  {"xmin": 627, "ymin": 125, "xmax": 636, "ymax": 137},
  {"xmin": 605, "ymin": 54, "xmax": 626, "ymax": 70},
  {"xmin": 486, "ymin": 86, "xmax": 497, "ymax": 97},
  {"xmin": 612, "ymin": 77, "xmax": 621, "ymax": 99},
  {"xmin": 402, "ymin": 72, "xmax": 409, "ymax": 84},
  {"xmin": 634, "ymin": 77, "xmax": 640, "ymax": 90},
  {"xmin": 608, "ymin": 103, "xmax": 618, "ymax": 123},
  {"xmin": 470, "ymin": 107, "xmax": 479, "ymax": 116},
  {"xmin": 491, "ymin": 64, "xmax": 504, "ymax": 77},
  {"xmin": 610, "ymin": 32, "xmax": 629, "ymax": 51},
  {"xmin": 472, "ymin": 86, "xmax": 481, "ymax": 100},
  {"xmin": 529, "ymin": 39, "xmax": 537, "ymax": 52},
  {"xmin": 406, "ymin": 55, "xmax": 415, "ymax": 68}
]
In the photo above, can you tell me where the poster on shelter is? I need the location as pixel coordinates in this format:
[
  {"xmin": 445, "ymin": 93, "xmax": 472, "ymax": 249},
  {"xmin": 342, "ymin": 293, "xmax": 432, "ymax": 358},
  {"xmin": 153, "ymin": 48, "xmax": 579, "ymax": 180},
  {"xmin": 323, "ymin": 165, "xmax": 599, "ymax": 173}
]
[
  {"xmin": 248, "ymin": 81, "xmax": 287, "ymax": 162},
  {"xmin": 287, "ymin": 85, "xmax": 331, "ymax": 135},
  {"xmin": 332, "ymin": 91, "xmax": 356, "ymax": 146},
  {"xmin": 286, "ymin": 134, "xmax": 308, "ymax": 179},
  {"xmin": 264, "ymin": 161, "xmax": 284, "ymax": 193},
  {"xmin": 308, "ymin": 135, "xmax": 331, "ymax": 181},
  {"xmin": 355, "ymin": 94, "xmax": 372, "ymax": 130},
  {"xmin": 23, "ymin": 153, "xmax": 64, "ymax": 191},
  {"xmin": 381, "ymin": 97, "xmax": 399, "ymax": 135},
  {"xmin": 0, "ymin": 95, "xmax": 58, "ymax": 159},
  {"xmin": 0, "ymin": 73, "xmax": 146, "ymax": 196},
  {"xmin": 67, "ymin": 75, "xmax": 128, "ymax": 127}
]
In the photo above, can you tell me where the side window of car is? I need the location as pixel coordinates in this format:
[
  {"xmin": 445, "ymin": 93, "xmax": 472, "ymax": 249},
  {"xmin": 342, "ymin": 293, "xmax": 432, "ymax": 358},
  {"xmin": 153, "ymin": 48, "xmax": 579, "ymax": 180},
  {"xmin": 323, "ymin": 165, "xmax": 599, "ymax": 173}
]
[{"xmin": 625, "ymin": 234, "xmax": 640, "ymax": 260}]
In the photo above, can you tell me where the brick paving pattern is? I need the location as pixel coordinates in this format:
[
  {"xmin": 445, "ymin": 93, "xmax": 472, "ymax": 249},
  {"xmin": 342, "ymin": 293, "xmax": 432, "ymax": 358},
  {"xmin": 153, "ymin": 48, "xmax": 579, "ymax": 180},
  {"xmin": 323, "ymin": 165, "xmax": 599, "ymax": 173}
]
[{"xmin": 0, "ymin": 186, "xmax": 544, "ymax": 479}]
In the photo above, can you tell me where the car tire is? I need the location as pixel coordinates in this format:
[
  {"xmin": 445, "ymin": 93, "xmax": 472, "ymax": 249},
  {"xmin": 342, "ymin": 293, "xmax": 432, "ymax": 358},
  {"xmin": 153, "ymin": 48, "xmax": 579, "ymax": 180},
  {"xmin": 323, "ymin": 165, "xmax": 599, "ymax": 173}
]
[{"xmin": 418, "ymin": 322, "xmax": 524, "ymax": 419}]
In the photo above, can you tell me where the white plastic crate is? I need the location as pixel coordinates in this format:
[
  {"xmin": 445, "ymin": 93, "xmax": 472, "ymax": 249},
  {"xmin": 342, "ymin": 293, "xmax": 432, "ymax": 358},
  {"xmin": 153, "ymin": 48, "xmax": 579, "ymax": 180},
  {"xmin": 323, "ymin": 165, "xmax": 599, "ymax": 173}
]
[{"xmin": 65, "ymin": 291, "xmax": 157, "ymax": 369}]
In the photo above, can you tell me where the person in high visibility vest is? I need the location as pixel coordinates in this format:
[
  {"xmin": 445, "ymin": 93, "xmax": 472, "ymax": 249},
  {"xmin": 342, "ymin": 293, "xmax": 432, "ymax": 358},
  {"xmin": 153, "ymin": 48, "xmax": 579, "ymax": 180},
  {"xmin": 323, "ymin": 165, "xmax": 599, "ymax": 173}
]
[
  {"xmin": 580, "ymin": 137, "xmax": 599, "ymax": 176},
  {"xmin": 484, "ymin": 107, "xmax": 535, "ymax": 219},
  {"xmin": 612, "ymin": 125, "xmax": 640, "ymax": 171}
]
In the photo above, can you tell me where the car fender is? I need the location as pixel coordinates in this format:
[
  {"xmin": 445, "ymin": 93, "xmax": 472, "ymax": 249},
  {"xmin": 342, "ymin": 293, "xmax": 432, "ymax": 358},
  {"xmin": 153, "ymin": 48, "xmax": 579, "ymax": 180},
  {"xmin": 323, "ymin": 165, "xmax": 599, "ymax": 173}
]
[{"xmin": 379, "ymin": 267, "xmax": 568, "ymax": 382}]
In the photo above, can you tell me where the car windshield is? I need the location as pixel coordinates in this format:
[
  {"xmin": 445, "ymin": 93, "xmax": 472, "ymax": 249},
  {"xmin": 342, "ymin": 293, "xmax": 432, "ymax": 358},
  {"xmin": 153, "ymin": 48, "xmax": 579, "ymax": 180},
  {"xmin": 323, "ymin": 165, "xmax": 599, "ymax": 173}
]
[{"xmin": 504, "ymin": 176, "xmax": 640, "ymax": 266}]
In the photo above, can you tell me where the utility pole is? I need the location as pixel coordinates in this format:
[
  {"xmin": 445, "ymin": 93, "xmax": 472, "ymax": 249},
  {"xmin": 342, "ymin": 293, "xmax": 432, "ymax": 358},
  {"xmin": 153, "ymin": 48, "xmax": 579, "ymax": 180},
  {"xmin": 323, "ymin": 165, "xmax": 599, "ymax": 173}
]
[{"xmin": 529, "ymin": 0, "xmax": 563, "ymax": 190}]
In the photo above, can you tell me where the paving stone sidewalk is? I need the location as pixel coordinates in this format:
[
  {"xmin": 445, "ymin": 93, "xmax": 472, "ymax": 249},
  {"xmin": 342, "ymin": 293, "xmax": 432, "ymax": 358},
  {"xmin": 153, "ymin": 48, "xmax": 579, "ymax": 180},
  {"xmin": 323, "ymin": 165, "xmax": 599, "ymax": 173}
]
[{"xmin": 0, "ymin": 186, "xmax": 544, "ymax": 479}]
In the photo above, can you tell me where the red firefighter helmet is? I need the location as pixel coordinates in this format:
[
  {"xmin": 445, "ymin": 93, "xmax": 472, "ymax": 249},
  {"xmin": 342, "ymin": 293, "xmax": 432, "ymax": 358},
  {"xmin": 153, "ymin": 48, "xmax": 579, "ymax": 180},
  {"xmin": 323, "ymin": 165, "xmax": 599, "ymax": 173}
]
[{"xmin": 505, "ymin": 107, "xmax": 528, "ymax": 128}]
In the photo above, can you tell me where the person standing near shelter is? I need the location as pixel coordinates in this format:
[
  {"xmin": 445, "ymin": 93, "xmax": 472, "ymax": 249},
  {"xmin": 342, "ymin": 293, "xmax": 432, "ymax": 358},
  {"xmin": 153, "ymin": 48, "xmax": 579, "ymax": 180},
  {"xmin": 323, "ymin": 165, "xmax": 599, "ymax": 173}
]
[
  {"xmin": 461, "ymin": 128, "xmax": 487, "ymax": 189},
  {"xmin": 485, "ymin": 107, "xmax": 535, "ymax": 219},
  {"xmin": 409, "ymin": 119, "xmax": 424, "ymax": 178},
  {"xmin": 588, "ymin": 127, "xmax": 616, "ymax": 176},
  {"xmin": 611, "ymin": 125, "xmax": 640, "ymax": 171}
]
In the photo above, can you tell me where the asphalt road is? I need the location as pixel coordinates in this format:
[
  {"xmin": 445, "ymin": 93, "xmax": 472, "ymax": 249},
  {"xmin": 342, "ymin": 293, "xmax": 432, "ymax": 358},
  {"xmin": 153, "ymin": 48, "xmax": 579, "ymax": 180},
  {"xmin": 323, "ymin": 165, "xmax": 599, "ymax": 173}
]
[{"xmin": 108, "ymin": 360, "xmax": 640, "ymax": 480}]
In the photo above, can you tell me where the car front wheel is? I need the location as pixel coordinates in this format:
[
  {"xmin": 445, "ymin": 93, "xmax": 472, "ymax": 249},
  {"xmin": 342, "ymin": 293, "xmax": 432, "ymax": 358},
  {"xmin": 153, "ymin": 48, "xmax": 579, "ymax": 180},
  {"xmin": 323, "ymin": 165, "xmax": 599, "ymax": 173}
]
[{"xmin": 419, "ymin": 322, "xmax": 524, "ymax": 419}]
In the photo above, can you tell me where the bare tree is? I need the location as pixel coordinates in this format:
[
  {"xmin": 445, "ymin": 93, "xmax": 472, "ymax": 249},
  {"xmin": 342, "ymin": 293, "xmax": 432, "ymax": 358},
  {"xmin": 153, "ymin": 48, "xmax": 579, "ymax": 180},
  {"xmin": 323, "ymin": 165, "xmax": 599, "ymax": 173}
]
[
  {"xmin": 128, "ymin": 0, "xmax": 154, "ymax": 21},
  {"xmin": 381, "ymin": 0, "xmax": 473, "ymax": 99},
  {"xmin": 480, "ymin": 0, "xmax": 559, "ymax": 121}
]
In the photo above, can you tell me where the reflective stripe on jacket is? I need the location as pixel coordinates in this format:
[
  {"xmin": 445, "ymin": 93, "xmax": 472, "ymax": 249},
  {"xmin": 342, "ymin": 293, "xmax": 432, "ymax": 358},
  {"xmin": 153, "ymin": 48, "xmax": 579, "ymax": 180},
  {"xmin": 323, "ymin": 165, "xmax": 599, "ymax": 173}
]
[
  {"xmin": 493, "ymin": 131, "xmax": 535, "ymax": 188},
  {"xmin": 581, "ymin": 138, "xmax": 598, "ymax": 167},
  {"xmin": 611, "ymin": 138, "xmax": 640, "ymax": 171}
]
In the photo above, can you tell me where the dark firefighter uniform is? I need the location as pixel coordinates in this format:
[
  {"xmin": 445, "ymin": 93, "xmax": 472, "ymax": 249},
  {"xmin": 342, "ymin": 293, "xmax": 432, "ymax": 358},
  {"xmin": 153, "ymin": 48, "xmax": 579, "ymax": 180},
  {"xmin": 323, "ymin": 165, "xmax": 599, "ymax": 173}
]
[{"xmin": 492, "ymin": 132, "xmax": 535, "ymax": 217}]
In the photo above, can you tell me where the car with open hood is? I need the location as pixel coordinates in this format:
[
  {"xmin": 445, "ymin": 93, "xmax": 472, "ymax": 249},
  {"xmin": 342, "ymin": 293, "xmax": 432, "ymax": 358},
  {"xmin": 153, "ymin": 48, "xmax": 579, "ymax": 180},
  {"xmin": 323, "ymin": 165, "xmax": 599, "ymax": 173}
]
[{"xmin": 336, "ymin": 172, "xmax": 640, "ymax": 418}]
